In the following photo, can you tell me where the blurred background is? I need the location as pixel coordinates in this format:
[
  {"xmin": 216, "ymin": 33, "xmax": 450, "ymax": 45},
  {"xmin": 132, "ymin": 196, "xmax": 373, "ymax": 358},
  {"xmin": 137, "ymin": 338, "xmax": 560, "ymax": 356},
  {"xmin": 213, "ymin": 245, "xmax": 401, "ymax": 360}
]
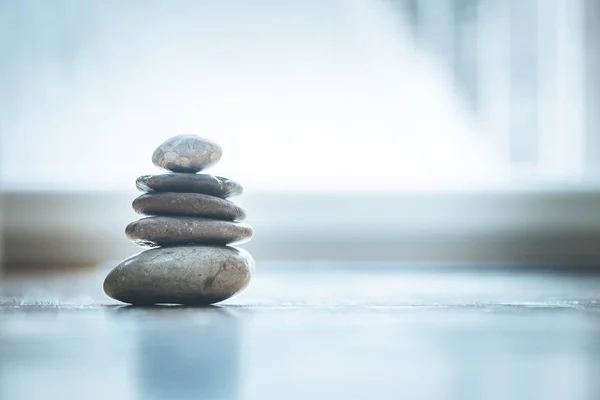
[{"xmin": 1, "ymin": 0, "xmax": 600, "ymax": 273}]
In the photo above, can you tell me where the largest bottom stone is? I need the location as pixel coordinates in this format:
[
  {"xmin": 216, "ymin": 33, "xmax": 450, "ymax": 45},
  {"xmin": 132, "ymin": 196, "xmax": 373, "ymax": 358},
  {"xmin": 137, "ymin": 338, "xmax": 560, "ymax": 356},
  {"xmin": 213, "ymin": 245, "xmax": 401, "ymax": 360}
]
[{"xmin": 104, "ymin": 245, "xmax": 254, "ymax": 305}]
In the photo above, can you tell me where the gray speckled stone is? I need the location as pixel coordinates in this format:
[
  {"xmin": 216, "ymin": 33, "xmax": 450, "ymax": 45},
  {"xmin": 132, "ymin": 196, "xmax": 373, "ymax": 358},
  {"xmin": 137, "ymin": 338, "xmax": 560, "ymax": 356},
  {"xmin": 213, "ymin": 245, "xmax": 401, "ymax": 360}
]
[
  {"xmin": 136, "ymin": 173, "xmax": 243, "ymax": 198},
  {"xmin": 152, "ymin": 135, "xmax": 222, "ymax": 173},
  {"xmin": 126, "ymin": 216, "xmax": 253, "ymax": 247},
  {"xmin": 132, "ymin": 192, "xmax": 246, "ymax": 221},
  {"xmin": 103, "ymin": 245, "xmax": 254, "ymax": 305}
]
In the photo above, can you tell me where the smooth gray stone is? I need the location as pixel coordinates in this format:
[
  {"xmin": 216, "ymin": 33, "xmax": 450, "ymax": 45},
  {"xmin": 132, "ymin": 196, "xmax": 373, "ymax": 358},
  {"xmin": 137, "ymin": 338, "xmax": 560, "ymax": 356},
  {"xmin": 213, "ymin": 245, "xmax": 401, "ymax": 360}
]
[
  {"xmin": 136, "ymin": 173, "xmax": 243, "ymax": 198},
  {"xmin": 126, "ymin": 216, "xmax": 253, "ymax": 247},
  {"xmin": 132, "ymin": 192, "xmax": 246, "ymax": 221},
  {"xmin": 152, "ymin": 135, "xmax": 222, "ymax": 173},
  {"xmin": 103, "ymin": 245, "xmax": 254, "ymax": 305}
]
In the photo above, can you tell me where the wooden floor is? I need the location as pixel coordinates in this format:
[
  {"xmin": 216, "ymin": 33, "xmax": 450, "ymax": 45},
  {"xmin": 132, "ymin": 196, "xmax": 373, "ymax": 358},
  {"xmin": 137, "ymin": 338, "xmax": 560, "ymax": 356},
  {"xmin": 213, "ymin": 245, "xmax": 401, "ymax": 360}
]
[{"xmin": 1, "ymin": 262, "xmax": 600, "ymax": 400}]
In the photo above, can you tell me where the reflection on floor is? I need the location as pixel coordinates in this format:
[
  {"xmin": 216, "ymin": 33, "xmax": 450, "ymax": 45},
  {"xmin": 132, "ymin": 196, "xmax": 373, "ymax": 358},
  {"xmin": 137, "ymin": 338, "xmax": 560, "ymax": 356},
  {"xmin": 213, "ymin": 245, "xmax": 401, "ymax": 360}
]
[{"xmin": 1, "ymin": 262, "xmax": 600, "ymax": 400}]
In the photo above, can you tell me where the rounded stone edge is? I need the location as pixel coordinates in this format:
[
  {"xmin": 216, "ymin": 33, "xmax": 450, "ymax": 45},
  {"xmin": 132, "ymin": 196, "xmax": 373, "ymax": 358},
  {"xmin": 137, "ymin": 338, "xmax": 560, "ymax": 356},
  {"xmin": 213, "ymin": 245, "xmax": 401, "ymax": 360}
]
[
  {"xmin": 124, "ymin": 217, "xmax": 254, "ymax": 248},
  {"xmin": 151, "ymin": 135, "xmax": 223, "ymax": 173},
  {"xmin": 131, "ymin": 192, "xmax": 247, "ymax": 221},
  {"xmin": 103, "ymin": 245, "xmax": 255, "ymax": 305},
  {"xmin": 135, "ymin": 174, "xmax": 244, "ymax": 198}
]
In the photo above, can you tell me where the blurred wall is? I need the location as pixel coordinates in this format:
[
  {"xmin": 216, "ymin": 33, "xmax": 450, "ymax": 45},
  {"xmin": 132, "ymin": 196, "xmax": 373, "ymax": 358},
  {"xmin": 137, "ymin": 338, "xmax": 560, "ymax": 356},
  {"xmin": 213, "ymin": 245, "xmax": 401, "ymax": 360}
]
[
  {"xmin": 0, "ymin": 0, "xmax": 500, "ymax": 192},
  {"xmin": 4, "ymin": 190, "xmax": 600, "ymax": 270},
  {"xmin": 396, "ymin": 0, "xmax": 600, "ymax": 181},
  {"xmin": 2, "ymin": 0, "xmax": 600, "ymax": 192},
  {"xmin": 2, "ymin": 0, "xmax": 600, "ymax": 271},
  {"xmin": 0, "ymin": 193, "xmax": 3, "ymax": 277},
  {"xmin": 585, "ymin": 0, "xmax": 600, "ymax": 176}
]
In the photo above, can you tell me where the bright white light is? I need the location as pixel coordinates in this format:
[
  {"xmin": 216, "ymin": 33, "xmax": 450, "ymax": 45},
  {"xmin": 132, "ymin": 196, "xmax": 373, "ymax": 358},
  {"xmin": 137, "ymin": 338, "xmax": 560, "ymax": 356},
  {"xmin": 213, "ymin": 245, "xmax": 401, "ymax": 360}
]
[{"xmin": 0, "ymin": 0, "xmax": 506, "ymax": 192}]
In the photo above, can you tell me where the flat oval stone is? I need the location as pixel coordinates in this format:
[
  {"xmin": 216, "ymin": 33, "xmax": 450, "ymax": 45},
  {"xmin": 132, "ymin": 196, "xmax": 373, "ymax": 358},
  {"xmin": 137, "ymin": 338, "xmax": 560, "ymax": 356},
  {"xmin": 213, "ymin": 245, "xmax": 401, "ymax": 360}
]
[
  {"xmin": 132, "ymin": 193, "xmax": 246, "ymax": 221},
  {"xmin": 126, "ymin": 216, "xmax": 253, "ymax": 247},
  {"xmin": 136, "ymin": 173, "xmax": 243, "ymax": 198},
  {"xmin": 103, "ymin": 245, "xmax": 254, "ymax": 305},
  {"xmin": 152, "ymin": 135, "xmax": 222, "ymax": 173}
]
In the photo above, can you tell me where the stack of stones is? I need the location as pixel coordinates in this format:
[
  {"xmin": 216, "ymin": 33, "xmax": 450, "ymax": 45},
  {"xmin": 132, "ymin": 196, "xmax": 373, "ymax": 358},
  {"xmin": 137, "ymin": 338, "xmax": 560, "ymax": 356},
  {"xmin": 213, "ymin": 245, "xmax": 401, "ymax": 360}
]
[{"xmin": 103, "ymin": 135, "xmax": 254, "ymax": 305}]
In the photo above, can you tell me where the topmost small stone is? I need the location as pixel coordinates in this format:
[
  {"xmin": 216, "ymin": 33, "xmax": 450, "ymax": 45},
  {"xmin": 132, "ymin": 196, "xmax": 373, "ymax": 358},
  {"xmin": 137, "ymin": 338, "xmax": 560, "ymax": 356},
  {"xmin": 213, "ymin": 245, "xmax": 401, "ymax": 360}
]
[{"xmin": 152, "ymin": 135, "xmax": 222, "ymax": 173}]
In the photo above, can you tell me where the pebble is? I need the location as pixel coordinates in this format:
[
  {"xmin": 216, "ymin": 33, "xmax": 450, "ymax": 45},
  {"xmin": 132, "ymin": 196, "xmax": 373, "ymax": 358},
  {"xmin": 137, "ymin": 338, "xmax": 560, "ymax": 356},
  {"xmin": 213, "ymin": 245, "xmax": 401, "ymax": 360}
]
[
  {"xmin": 152, "ymin": 135, "xmax": 222, "ymax": 173},
  {"xmin": 103, "ymin": 245, "xmax": 254, "ymax": 305},
  {"xmin": 132, "ymin": 192, "xmax": 246, "ymax": 221},
  {"xmin": 136, "ymin": 173, "xmax": 243, "ymax": 198},
  {"xmin": 126, "ymin": 216, "xmax": 253, "ymax": 247}
]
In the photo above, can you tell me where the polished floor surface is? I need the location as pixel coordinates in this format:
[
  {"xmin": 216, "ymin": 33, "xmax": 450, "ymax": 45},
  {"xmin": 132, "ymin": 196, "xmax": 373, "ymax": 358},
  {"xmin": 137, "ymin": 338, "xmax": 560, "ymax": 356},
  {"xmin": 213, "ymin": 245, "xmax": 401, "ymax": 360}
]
[{"xmin": 1, "ymin": 262, "xmax": 600, "ymax": 400}]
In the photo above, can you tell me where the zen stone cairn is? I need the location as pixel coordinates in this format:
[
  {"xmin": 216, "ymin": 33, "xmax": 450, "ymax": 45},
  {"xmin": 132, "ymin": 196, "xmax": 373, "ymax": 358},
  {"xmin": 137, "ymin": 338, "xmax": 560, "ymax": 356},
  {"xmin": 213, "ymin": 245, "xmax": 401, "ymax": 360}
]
[{"xmin": 104, "ymin": 135, "xmax": 254, "ymax": 305}]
